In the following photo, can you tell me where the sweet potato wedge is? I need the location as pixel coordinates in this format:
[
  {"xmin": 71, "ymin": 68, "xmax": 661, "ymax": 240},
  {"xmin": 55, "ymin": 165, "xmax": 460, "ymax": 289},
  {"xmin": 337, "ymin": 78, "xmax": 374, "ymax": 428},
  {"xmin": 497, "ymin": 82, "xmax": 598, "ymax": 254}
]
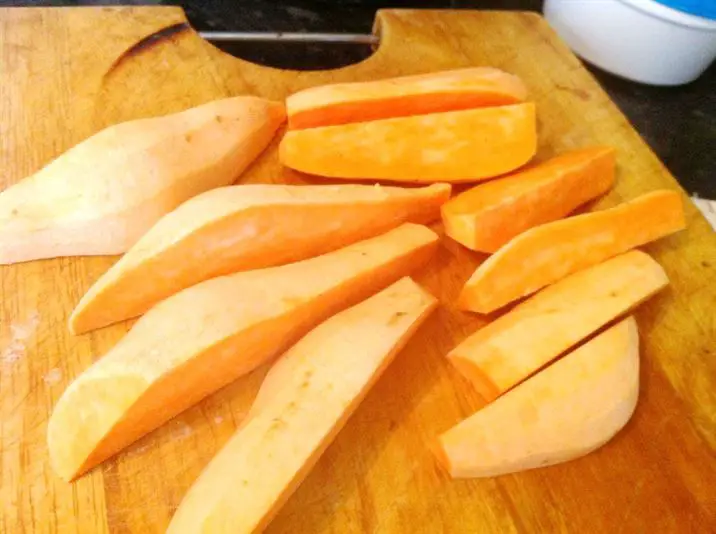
[
  {"xmin": 449, "ymin": 250, "xmax": 667, "ymax": 402},
  {"xmin": 167, "ymin": 277, "xmax": 437, "ymax": 533},
  {"xmin": 436, "ymin": 317, "xmax": 639, "ymax": 478},
  {"xmin": 0, "ymin": 97, "xmax": 285, "ymax": 264},
  {"xmin": 279, "ymin": 104, "xmax": 537, "ymax": 183},
  {"xmin": 69, "ymin": 183, "xmax": 451, "ymax": 334},
  {"xmin": 459, "ymin": 190, "xmax": 685, "ymax": 313},
  {"xmin": 287, "ymin": 67, "xmax": 527, "ymax": 129},
  {"xmin": 47, "ymin": 224, "xmax": 438, "ymax": 481},
  {"xmin": 442, "ymin": 146, "xmax": 615, "ymax": 252}
]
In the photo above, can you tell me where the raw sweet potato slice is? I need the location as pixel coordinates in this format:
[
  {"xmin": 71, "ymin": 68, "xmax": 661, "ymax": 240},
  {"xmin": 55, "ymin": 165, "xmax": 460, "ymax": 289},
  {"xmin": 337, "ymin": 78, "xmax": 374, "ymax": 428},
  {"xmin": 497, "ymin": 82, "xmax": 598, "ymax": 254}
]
[
  {"xmin": 449, "ymin": 250, "xmax": 666, "ymax": 402},
  {"xmin": 279, "ymin": 104, "xmax": 537, "ymax": 183},
  {"xmin": 459, "ymin": 190, "xmax": 685, "ymax": 313},
  {"xmin": 287, "ymin": 67, "xmax": 527, "ymax": 129},
  {"xmin": 167, "ymin": 277, "xmax": 437, "ymax": 533},
  {"xmin": 69, "ymin": 183, "xmax": 451, "ymax": 334},
  {"xmin": 47, "ymin": 224, "xmax": 438, "ymax": 481},
  {"xmin": 0, "ymin": 97, "xmax": 285, "ymax": 264},
  {"xmin": 436, "ymin": 317, "xmax": 639, "ymax": 478},
  {"xmin": 442, "ymin": 146, "xmax": 615, "ymax": 252}
]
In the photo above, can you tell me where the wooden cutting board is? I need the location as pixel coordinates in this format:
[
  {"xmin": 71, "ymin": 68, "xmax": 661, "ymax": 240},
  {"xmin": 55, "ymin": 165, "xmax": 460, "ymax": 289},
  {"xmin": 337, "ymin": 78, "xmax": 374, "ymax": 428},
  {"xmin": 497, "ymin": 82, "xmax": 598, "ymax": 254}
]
[{"xmin": 1, "ymin": 7, "xmax": 715, "ymax": 533}]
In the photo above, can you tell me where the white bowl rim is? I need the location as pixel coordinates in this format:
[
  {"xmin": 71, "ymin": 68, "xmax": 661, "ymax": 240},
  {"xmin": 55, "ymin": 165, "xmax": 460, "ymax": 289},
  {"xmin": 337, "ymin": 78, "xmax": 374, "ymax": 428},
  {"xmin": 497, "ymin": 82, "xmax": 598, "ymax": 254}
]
[{"xmin": 617, "ymin": 0, "xmax": 716, "ymax": 31}]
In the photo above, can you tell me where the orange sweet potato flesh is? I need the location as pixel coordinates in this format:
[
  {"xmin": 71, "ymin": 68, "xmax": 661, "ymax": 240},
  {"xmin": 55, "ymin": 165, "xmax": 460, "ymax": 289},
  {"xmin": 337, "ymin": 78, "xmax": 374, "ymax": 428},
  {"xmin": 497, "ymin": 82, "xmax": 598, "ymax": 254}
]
[
  {"xmin": 0, "ymin": 97, "xmax": 285, "ymax": 264},
  {"xmin": 287, "ymin": 67, "xmax": 527, "ymax": 129},
  {"xmin": 436, "ymin": 317, "xmax": 639, "ymax": 478},
  {"xmin": 449, "ymin": 250, "xmax": 667, "ymax": 402},
  {"xmin": 167, "ymin": 277, "xmax": 437, "ymax": 533},
  {"xmin": 442, "ymin": 147, "xmax": 615, "ymax": 253},
  {"xmin": 459, "ymin": 190, "xmax": 685, "ymax": 313},
  {"xmin": 47, "ymin": 224, "xmax": 438, "ymax": 481},
  {"xmin": 69, "ymin": 183, "xmax": 451, "ymax": 334},
  {"xmin": 279, "ymin": 103, "xmax": 537, "ymax": 183}
]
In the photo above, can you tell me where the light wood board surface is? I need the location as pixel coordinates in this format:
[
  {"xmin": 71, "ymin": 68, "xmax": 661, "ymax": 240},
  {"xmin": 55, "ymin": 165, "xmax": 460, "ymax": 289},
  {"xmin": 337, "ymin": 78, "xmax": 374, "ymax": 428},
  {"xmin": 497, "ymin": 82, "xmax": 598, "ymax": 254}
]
[{"xmin": 1, "ymin": 7, "xmax": 715, "ymax": 533}]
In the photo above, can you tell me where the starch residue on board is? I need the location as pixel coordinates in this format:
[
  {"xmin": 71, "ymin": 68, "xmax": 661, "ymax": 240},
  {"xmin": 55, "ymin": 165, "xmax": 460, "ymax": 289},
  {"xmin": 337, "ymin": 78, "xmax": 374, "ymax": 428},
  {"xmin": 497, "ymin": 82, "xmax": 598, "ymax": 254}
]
[
  {"xmin": 43, "ymin": 368, "xmax": 63, "ymax": 384},
  {"xmin": 1, "ymin": 311, "xmax": 40, "ymax": 366}
]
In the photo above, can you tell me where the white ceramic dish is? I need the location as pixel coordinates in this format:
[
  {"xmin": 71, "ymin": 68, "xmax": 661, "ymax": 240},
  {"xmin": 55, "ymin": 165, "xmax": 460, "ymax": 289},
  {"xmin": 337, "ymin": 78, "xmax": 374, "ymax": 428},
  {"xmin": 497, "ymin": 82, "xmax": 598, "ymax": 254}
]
[{"xmin": 544, "ymin": 0, "xmax": 716, "ymax": 85}]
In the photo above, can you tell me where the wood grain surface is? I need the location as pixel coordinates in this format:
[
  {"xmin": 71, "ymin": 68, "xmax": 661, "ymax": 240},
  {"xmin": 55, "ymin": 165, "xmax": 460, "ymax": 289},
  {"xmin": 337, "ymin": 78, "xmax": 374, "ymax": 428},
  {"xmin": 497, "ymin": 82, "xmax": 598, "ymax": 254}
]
[{"xmin": 1, "ymin": 7, "xmax": 715, "ymax": 533}]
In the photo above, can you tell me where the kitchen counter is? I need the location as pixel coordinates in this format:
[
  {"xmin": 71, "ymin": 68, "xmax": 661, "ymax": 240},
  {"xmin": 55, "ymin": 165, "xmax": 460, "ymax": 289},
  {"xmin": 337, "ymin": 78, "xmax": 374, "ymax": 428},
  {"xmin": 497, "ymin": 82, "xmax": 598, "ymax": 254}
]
[{"xmin": 2, "ymin": 0, "xmax": 715, "ymax": 200}]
